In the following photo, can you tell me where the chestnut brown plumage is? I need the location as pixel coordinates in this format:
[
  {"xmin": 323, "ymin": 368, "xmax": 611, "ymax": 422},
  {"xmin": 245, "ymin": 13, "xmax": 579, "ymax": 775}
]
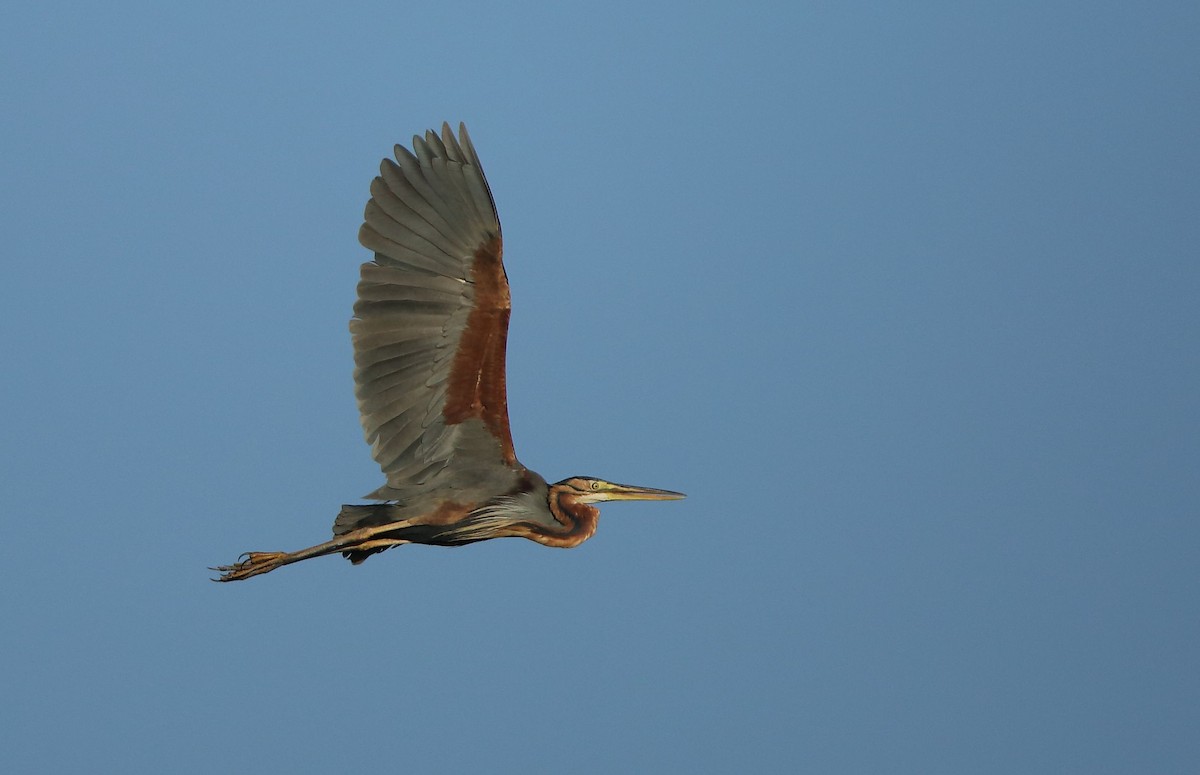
[{"xmin": 214, "ymin": 123, "xmax": 683, "ymax": 582}]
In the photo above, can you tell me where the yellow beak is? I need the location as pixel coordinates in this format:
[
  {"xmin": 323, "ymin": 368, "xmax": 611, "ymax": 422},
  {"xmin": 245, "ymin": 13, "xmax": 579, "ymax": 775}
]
[{"xmin": 587, "ymin": 481, "xmax": 687, "ymax": 503}]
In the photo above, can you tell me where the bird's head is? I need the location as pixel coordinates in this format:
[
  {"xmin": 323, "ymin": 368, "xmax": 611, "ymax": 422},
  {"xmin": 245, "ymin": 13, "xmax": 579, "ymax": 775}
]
[{"xmin": 555, "ymin": 477, "xmax": 686, "ymax": 504}]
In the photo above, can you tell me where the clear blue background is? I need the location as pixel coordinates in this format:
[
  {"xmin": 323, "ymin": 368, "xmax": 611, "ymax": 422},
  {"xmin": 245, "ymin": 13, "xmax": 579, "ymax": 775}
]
[{"xmin": 2, "ymin": 2, "xmax": 1197, "ymax": 772}]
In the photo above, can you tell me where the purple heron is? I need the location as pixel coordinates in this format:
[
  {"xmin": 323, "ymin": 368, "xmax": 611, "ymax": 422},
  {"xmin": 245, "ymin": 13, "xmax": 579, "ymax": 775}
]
[{"xmin": 214, "ymin": 123, "xmax": 683, "ymax": 582}]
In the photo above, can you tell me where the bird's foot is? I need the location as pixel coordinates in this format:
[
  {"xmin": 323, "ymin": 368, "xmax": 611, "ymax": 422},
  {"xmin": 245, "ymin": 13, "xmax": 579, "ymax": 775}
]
[{"xmin": 211, "ymin": 551, "xmax": 289, "ymax": 582}]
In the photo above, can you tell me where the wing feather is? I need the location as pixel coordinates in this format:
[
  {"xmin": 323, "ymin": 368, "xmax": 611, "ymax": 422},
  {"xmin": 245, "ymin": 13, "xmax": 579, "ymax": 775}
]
[
  {"xmin": 377, "ymin": 157, "xmax": 465, "ymax": 253},
  {"xmin": 352, "ymin": 123, "xmax": 518, "ymax": 505}
]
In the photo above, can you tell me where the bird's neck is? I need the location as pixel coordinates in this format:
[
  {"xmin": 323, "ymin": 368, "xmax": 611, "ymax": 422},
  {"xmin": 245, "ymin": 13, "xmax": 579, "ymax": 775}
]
[{"xmin": 530, "ymin": 489, "xmax": 598, "ymax": 548}]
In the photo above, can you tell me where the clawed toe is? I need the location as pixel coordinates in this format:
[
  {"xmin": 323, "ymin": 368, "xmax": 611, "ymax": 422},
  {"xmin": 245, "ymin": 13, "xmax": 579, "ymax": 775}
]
[{"xmin": 211, "ymin": 551, "xmax": 288, "ymax": 582}]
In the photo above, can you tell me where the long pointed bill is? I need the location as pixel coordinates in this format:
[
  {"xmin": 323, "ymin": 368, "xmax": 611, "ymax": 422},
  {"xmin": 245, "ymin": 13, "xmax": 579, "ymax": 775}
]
[{"xmin": 591, "ymin": 481, "xmax": 686, "ymax": 503}]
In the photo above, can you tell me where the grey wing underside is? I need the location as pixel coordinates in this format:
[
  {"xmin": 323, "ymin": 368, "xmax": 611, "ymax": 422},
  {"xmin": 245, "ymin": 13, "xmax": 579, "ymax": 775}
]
[{"xmin": 352, "ymin": 122, "xmax": 516, "ymax": 505}]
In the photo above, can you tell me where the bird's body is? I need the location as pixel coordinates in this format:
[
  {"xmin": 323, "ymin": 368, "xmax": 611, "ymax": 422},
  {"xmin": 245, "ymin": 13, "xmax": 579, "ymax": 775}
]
[{"xmin": 215, "ymin": 123, "xmax": 682, "ymax": 582}]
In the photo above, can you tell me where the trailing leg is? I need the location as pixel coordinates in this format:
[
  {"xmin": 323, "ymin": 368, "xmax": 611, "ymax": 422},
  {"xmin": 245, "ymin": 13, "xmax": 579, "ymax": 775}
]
[{"xmin": 211, "ymin": 521, "xmax": 414, "ymax": 582}]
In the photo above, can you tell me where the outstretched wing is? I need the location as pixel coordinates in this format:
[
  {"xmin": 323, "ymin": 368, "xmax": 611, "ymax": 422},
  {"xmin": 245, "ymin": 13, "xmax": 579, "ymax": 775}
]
[{"xmin": 352, "ymin": 123, "xmax": 518, "ymax": 501}]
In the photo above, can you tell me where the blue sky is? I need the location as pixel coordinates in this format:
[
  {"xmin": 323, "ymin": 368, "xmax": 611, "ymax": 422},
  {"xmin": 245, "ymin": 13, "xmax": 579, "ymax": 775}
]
[{"xmin": 2, "ymin": 2, "xmax": 1197, "ymax": 772}]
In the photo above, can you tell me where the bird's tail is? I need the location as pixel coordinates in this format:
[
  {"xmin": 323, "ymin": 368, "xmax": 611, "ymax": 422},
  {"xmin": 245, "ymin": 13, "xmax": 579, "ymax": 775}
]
[
  {"xmin": 334, "ymin": 503, "xmax": 404, "ymax": 564},
  {"xmin": 333, "ymin": 503, "xmax": 401, "ymax": 534}
]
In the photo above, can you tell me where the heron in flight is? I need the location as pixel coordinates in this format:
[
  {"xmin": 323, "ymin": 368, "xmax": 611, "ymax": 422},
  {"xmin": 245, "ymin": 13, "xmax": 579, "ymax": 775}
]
[{"xmin": 214, "ymin": 123, "xmax": 684, "ymax": 581}]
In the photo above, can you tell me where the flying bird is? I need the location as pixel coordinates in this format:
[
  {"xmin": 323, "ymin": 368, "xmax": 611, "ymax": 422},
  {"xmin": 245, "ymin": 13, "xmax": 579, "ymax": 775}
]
[{"xmin": 214, "ymin": 123, "xmax": 684, "ymax": 581}]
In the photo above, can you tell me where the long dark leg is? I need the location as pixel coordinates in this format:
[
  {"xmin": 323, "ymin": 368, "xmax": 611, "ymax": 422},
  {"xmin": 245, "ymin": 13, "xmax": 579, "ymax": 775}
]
[{"xmin": 211, "ymin": 521, "xmax": 414, "ymax": 582}]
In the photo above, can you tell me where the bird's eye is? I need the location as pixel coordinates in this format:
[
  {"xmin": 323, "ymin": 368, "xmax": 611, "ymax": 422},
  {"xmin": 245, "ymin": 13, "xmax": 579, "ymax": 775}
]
[{"xmin": 591, "ymin": 480, "xmax": 602, "ymax": 491}]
